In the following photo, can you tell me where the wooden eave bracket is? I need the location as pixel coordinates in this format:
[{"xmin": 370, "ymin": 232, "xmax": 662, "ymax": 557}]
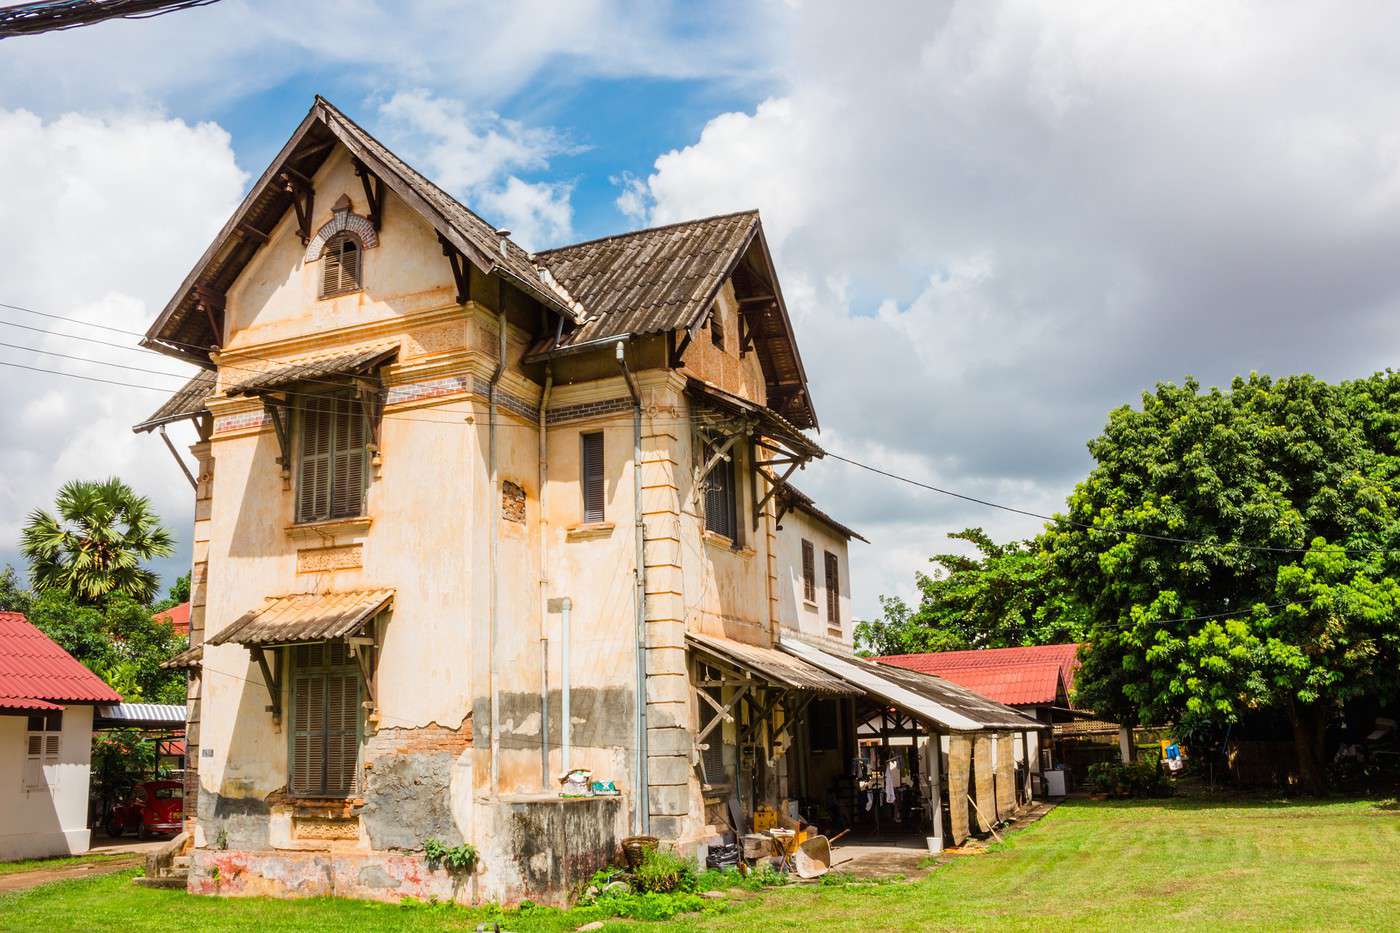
[
  {"xmin": 353, "ymin": 375, "xmax": 387, "ymax": 474},
  {"xmin": 352, "ymin": 158, "xmax": 384, "ymax": 231},
  {"xmin": 250, "ymin": 646, "xmax": 282, "ymax": 726},
  {"xmin": 278, "ymin": 166, "xmax": 315, "ymax": 245},
  {"xmin": 346, "ymin": 633, "xmax": 379, "ymax": 723},
  {"xmin": 438, "ymin": 232, "xmax": 470, "ymax": 305},
  {"xmin": 158, "ymin": 425, "xmax": 197, "ymax": 491},
  {"xmin": 261, "ymin": 394, "xmax": 293, "ymax": 481},
  {"xmin": 751, "ymin": 435, "xmax": 812, "ymax": 530},
  {"xmin": 193, "ymin": 285, "xmax": 225, "ymax": 351}
]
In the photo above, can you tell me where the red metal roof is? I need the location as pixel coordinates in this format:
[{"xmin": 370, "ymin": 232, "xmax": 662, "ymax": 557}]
[
  {"xmin": 0, "ymin": 612, "xmax": 122, "ymax": 705},
  {"xmin": 877, "ymin": 643, "xmax": 1081, "ymax": 707},
  {"xmin": 154, "ymin": 601, "xmax": 190, "ymax": 635}
]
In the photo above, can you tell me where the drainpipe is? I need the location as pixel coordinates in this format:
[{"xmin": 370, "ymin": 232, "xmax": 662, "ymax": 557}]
[
  {"xmin": 560, "ymin": 596, "xmax": 572, "ymax": 775},
  {"xmin": 616, "ymin": 340, "xmax": 648, "ymax": 834},
  {"xmin": 538, "ymin": 364, "xmax": 554, "ymax": 790},
  {"xmin": 488, "ymin": 309, "xmax": 507, "ymax": 794}
]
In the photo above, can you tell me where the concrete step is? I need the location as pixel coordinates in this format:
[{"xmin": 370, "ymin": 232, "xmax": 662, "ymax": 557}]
[
  {"xmin": 133, "ymin": 876, "xmax": 187, "ymax": 890},
  {"xmin": 172, "ymin": 856, "xmax": 192, "ymax": 868}
]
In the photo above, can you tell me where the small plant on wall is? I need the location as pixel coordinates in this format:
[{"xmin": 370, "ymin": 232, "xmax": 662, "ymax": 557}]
[{"xmin": 423, "ymin": 838, "xmax": 478, "ymax": 875}]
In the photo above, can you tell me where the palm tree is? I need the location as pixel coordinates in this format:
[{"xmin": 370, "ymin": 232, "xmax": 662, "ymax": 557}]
[{"xmin": 21, "ymin": 478, "xmax": 174, "ymax": 605}]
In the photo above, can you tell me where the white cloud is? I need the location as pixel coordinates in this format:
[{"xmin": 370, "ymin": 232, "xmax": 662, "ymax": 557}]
[
  {"xmin": 375, "ymin": 90, "xmax": 579, "ymax": 250},
  {"xmin": 629, "ymin": 1, "xmax": 1400, "ymax": 618},
  {"xmin": 0, "ymin": 109, "xmax": 246, "ymax": 588},
  {"xmin": 611, "ymin": 172, "xmax": 651, "ymax": 223}
]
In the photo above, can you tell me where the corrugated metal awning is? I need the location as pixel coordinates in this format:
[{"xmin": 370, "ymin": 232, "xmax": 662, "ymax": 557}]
[
  {"xmin": 688, "ymin": 632, "xmax": 857, "ymax": 695},
  {"xmin": 95, "ymin": 703, "xmax": 186, "ymax": 729},
  {"xmin": 781, "ymin": 638, "xmax": 1048, "ymax": 733},
  {"xmin": 160, "ymin": 643, "xmax": 202, "ymax": 670},
  {"xmin": 206, "ymin": 589, "xmax": 394, "ymax": 647},
  {"xmin": 225, "ymin": 345, "xmax": 398, "ymax": 397}
]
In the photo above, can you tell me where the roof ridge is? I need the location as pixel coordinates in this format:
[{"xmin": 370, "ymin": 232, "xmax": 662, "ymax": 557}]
[{"xmin": 537, "ymin": 209, "xmax": 760, "ymax": 256}]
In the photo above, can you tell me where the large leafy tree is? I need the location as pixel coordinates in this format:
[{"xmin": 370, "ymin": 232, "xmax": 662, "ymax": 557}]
[
  {"xmin": 855, "ymin": 527, "xmax": 1089, "ymax": 656},
  {"xmin": 1053, "ymin": 373, "xmax": 1400, "ymax": 793},
  {"xmin": 21, "ymin": 478, "xmax": 173, "ymax": 605}
]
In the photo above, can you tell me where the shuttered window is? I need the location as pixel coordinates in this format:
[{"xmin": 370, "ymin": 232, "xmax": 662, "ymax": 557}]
[
  {"xmin": 297, "ymin": 393, "xmax": 368, "ymax": 523},
  {"xmin": 824, "ymin": 550, "xmax": 840, "ymax": 626},
  {"xmin": 288, "ymin": 642, "xmax": 362, "ymax": 798},
  {"xmin": 801, "ymin": 539, "xmax": 816, "ymax": 603},
  {"xmin": 698, "ymin": 686, "xmax": 727, "ymax": 785},
  {"xmin": 320, "ymin": 233, "xmax": 362, "ymax": 298},
  {"xmin": 581, "ymin": 432, "xmax": 605, "ymax": 523},
  {"xmin": 23, "ymin": 711, "xmax": 61, "ymax": 789},
  {"xmin": 703, "ymin": 443, "xmax": 739, "ymax": 542},
  {"xmin": 709, "ymin": 304, "xmax": 725, "ymax": 351}
]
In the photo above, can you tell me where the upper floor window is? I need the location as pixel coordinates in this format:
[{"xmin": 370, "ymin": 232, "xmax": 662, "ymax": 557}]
[
  {"xmin": 581, "ymin": 432, "xmax": 605, "ymax": 523},
  {"xmin": 709, "ymin": 304, "xmax": 726, "ymax": 351},
  {"xmin": 824, "ymin": 550, "xmax": 841, "ymax": 628},
  {"xmin": 297, "ymin": 392, "xmax": 368, "ymax": 523},
  {"xmin": 319, "ymin": 232, "xmax": 363, "ymax": 299},
  {"xmin": 24, "ymin": 711, "xmax": 61, "ymax": 789},
  {"xmin": 801, "ymin": 539, "xmax": 816, "ymax": 604},
  {"xmin": 288, "ymin": 641, "xmax": 362, "ymax": 798},
  {"xmin": 703, "ymin": 442, "xmax": 739, "ymax": 542}
]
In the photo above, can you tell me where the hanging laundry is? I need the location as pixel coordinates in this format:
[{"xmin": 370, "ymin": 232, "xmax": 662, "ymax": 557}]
[{"xmin": 884, "ymin": 757, "xmax": 899, "ymax": 804}]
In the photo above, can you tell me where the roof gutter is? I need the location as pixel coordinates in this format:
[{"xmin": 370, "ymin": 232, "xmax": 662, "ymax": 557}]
[{"xmin": 615, "ymin": 339, "xmax": 648, "ymax": 835}]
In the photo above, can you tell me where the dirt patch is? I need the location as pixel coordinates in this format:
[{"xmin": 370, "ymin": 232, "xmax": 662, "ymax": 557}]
[{"xmin": 0, "ymin": 855, "xmax": 142, "ymax": 895}]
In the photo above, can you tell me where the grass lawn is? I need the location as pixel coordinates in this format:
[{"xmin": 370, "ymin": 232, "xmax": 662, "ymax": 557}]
[
  {"xmin": 0, "ymin": 851, "xmax": 128, "ymax": 877},
  {"xmin": 1, "ymin": 796, "xmax": 1396, "ymax": 932}
]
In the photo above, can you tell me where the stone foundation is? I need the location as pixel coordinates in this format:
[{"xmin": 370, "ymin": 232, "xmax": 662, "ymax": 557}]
[{"xmin": 189, "ymin": 848, "xmax": 466, "ymax": 903}]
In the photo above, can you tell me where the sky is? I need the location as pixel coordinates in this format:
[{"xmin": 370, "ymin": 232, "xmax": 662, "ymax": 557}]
[{"xmin": 4, "ymin": 1, "xmax": 1400, "ymax": 620}]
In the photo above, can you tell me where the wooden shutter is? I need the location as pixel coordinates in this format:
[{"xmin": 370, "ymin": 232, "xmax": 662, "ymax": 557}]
[
  {"xmin": 802, "ymin": 540, "xmax": 816, "ymax": 602},
  {"xmin": 581, "ymin": 432, "xmax": 604, "ymax": 523},
  {"xmin": 825, "ymin": 551, "xmax": 840, "ymax": 625},
  {"xmin": 704, "ymin": 449, "xmax": 737, "ymax": 540},
  {"xmin": 324, "ymin": 669, "xmax": 360, "ymax": 795},
  {"xmin": 289, "ymin": 642, "xmax": 361, "ymax": 797},
  {"xmin": 298, "ymin": 397, "xmax": 333, "ymax": 522},
  {"xmin": 290, "ymin": 664, "xmax": 322, "ymax": 796},
  {"xmin": 320, "ymin": 235, "xmax": 361, "ymax": 298},
  {"xmin": 330, "ymin": 395, "xmax": 367, "ymax": 518}
]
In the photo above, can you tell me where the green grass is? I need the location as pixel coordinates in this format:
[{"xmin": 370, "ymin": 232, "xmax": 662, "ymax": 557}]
[
  {"xmin": 2, "ymin": 796, "xmax": 1397, "ymax": 932},
  {"xmin": 0, "ymin": 852, "xmax": 128, "ymax": 877}
]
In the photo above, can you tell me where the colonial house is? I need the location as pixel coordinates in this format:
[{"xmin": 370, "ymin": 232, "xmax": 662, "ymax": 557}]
[
  {"xmin": 135, "ymin": 97, "xmax": 1044, "ymax": 905},
  {"xmin": 0, "ymin": 612, "xmax": 122, "ymax": 860}
]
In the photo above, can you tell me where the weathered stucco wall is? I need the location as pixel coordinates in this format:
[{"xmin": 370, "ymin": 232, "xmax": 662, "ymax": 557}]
[{"xmin": 774, "ymin": 509, "xmax": 853, "ymax": 645}]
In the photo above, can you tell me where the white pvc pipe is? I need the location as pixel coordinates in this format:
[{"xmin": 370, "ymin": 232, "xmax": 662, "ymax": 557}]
[{"xmin": 560, "ymin": 596, "xmax": 572, "ymax": 775}]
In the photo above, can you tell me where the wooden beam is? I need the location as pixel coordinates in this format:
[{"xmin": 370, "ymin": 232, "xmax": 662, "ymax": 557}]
[
  {"xmin": 753, "ymin": 458, "xmax": 801, "ymax": 523},
  {"xmin": 262, "ymin": 397, "xmax": 292, "ymax": 479},
  {"xmin": 158, "ymin": 426, "xmax": 197, "ymax": 490},
  {"xmin": 353, "ymin": 158, "xmax": 384, "ymax": 231},
  {"xmin": 695, "ymin": 684, "xmax": 749, "ymax": 745},
  {"xmin": 438, "ymin": 233, "xmax": 470, "ymax": 304},
  {"xmin": 251, "ymin": 646, "xmax": 281, "ymax": 724},
  {"xmin": 278, "ymin": 168, "xmax": 314, "ymax": 244},
  {"xmin": 238, "ymin": 223, "xmax": 270, "ymax": 244}
]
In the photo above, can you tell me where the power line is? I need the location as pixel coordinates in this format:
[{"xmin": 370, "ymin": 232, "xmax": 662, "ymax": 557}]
[{"xmin": 0, "ymin": 0, "xmax": 222, "ymax": 39}]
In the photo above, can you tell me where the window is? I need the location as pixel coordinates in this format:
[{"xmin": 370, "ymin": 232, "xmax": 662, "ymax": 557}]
[
  {"xmin": 703, "ymin": 442, "xmax": 739, "ymax": 542},
  {"xmin": 697, "ymin": 686, "xmax": 728, "ymax": 785},
  {"xmin": 24, "ymin": 711, "xmax": 61, "ymax": 788},
  {"xmin": 581, "ymin": 432, "xmax": 605, "ymax": 523},
  {"xmin": 709, "ymin": 304, "xmax": 725, "ymax": 351},
  {"xmin": 288, "ymin": 642, "xmax": 362, "ymax": 798},
  {"xmin": 320, "ymin": 233, "xmax": 362, "ymax": 298},
  {"xmin": 297, "ymin": 392, "xmax": 368, "ymax": 523},
  {"xmin": 824, "ymin": 551, "xmax": 840, "ymax": 627},
  {"xmin": 801, "ymin": 539, "xmax": 816, "ymax": 604}
]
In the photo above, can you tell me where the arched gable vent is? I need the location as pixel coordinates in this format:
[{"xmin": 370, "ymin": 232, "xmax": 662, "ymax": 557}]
[{"xmin": 303, "ymin": 194, "xmax": 379, "ymax": 264}]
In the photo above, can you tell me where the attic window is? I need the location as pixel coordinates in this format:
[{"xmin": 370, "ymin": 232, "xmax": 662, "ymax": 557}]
[
  {"xmin": 709, "ymin": 304, "xmax": 725, "ymax": 351},
  {"xmin": 320, "ymin": 233, "xmax": 362, "ymax": 299}
]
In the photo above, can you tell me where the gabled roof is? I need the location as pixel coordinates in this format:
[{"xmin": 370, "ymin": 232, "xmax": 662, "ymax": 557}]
[
  {"xmin": 877, "ymin": 643, "xmax": 1082, "ymax": 707},
  {"xmin": 0, "ymin": 612, "xmax": 122, "ymax": 707},
  {"xmin": 142, "ymin": 96, "xmax": 581, "ymax": 366},
  {"xmin": 535, "ymin": 212, "xmax": 818, "ymax": 429},
  {"xmin": 153, "ymin": 601, "xmax": 190, "ymax": 635}
]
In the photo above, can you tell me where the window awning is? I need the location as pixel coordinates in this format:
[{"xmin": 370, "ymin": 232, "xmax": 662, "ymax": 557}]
[
  {"xmin": 132, "ymin": 369, "xmax": 217, "ymax": 434},
  {"xmin": 780, "ymin": 638, "xmax": 1048, "ymax": 733},
  {"xmin": 685, "ymin": 377, "xmax": 823, "ymax": 459},
  {"xmin": 95, "ymin": 703, "xmax": 186, "ymax": 729},
  {"xmin": 225, "ymin": 345, "xmax": 398, "ymax": 397},
  {"xmin": 160, "ymin": 643, "xmax": 202, "ymax": 670},
  {"xmin": 206, "ymin": 589, "xmax": 394, "ymax": 647},
  {"xmin": 687, "ymin": 632, "xmax": 857, "ymax": 696}
]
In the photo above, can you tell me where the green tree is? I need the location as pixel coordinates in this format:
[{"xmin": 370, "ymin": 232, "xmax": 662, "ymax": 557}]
[
  {"xmin": 153, "ymin": 572, "xmax": 190, "ymax": 613},
  {"xmin": 1052, "ymin": 373, "xmax": 1400, "ymax": 793},
  {"xmin": 855, "ymin": 527, "xmax": 1089, "ymax": 656},
  {"xmin": 0, "ymin": 565, "xmax": 32, "ymax": 614},
  {"xmin": 21, "ymin": 478, "xmax": 174, "ymax": 605}
]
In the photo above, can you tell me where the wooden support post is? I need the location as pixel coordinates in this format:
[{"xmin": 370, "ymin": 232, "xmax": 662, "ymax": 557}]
[{"xmin": 158, "ymin": 426, "xmax": 197, "ymax": 490}]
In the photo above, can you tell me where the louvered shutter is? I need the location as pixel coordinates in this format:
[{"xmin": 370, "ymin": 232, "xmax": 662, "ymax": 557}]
[
  {"xmin": 289, "ymin": 642, "xmax": 361, "ymax": 797},
  {"xmin": 320, "ymin": 235, "xmax": 362, "ymax": 298},
  {"xmin": 290, "ymin": 664, "xmax": 322, "ymax": 796},
  {"xmin": 704, "ymin": 447, "xmax": 736, "ymax": 540},
  {"xmin": 825, "ymin": 551, "xmax": 840, "ymax": 625},
  {"xmin": 802, "ymin": 540, "xmax": 816, "ymax": 602},
  {"xmin": 298, "ymin": 397, "xmax": 333, "ymax": 522},
  {"xmin": 330, "ymin": 395, "xmax": 367, "ymax": 518},
  {"xmin": 324, "ymin": 670, "xmax": 361, "ymax": 796},
  {"xmin": 581, "ymin": 432, "xmax": 604, "ymax": 523}
]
